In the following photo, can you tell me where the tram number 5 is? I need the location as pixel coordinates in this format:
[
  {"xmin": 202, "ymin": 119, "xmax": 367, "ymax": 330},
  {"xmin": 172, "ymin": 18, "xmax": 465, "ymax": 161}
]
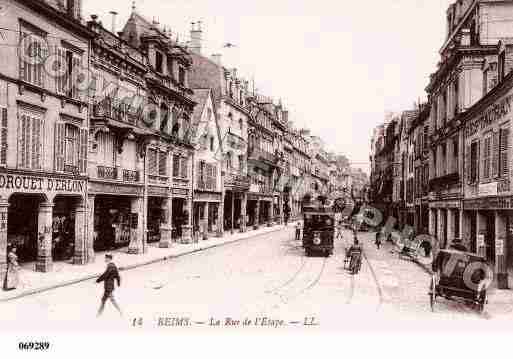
[{"xmin": 303, "ymin": 317, "xmax": 316, "ymax": 326}]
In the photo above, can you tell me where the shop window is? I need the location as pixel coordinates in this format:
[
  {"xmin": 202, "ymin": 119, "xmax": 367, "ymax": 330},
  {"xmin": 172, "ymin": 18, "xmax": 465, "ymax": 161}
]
[{"xmin": 19, "ymin": 112, "xmax": 43, "ymax": 170}]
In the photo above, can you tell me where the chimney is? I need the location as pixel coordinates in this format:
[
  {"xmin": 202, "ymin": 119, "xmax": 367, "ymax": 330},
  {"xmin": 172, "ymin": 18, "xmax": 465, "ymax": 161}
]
[
  {"xmin": 189, "ymin": 21, "xmax": 203, "ymax": 54},
  {"xmin": 109, "ymin": 11, "xmax": 118, "ymax": 34},
  {"xmin": 211, "ymin": 53, "xmax": 222, "ymax": 66}
]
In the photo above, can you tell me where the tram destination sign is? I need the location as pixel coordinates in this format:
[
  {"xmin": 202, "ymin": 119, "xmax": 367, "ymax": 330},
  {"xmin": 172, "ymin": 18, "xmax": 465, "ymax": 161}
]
[{"xmin": 0, "ymin": 173, "xmax": 85, "ymax": 194}]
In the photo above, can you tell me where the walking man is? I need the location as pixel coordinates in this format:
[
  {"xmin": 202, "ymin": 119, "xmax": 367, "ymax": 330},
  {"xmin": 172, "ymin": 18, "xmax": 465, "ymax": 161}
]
[
  {"xmin": 375, "ymin": 229, "xmax": 381, "ymax": 250},
  {"xmin": 336, "ymin": 220, "xmax": 344, "ymax": 240},
  {"xmin": 295, "ymin": 222, "xmax": 302, "ymax": 241},
  {"xmin": 96, "ymin": 254, "xmax": 123, "ymax": 317}
]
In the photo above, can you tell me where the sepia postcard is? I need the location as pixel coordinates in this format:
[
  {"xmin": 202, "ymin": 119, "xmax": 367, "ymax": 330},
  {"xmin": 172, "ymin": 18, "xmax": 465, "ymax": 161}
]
[{"xmin": 0, "ymin": 0, "xmax": 512, "ymax": 356}]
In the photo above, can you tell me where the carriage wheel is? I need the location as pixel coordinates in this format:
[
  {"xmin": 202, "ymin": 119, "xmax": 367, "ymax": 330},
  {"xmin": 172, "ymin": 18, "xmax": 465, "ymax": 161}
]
[{"xmin": 429, "ymin": 276, "xmax": 436, "ymax": 312}]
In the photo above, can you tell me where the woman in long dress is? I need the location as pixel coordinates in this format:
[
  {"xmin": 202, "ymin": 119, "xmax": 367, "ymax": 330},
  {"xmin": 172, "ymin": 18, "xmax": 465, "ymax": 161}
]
[{"xmin": 4, "ymin": 246, "xmax": 19, "ymax": 290}]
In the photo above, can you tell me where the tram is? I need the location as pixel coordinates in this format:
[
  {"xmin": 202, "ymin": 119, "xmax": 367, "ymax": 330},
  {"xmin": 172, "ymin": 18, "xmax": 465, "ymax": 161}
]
[{"xmin": 301, "ymin": 195, "xmax": 335, "ymax": 257}]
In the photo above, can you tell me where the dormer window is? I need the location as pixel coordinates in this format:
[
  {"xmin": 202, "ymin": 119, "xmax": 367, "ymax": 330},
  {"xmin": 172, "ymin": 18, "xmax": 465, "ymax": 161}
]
[{"xmin": 155, "ymin": 51, "xmax": 163, "ymax": 73}]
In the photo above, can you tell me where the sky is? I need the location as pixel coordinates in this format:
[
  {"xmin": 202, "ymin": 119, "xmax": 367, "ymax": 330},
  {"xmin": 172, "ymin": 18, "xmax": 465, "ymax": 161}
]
[{"xmin": 83, "ymin": 0, "xmax": 454, "ymax": 174}]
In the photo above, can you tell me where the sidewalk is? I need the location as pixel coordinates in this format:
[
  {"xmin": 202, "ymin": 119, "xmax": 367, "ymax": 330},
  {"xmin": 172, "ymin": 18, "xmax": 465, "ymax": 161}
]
[{"xmin": 1, "ymin": 223, "xmax": 296, "ymax": 302}]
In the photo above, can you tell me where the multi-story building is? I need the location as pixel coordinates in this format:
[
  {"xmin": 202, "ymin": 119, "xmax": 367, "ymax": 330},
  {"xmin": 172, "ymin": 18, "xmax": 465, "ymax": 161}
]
[
  {"xmin": 0, "ymin": 0, "xmax": 94, "ymax": 276},
  {"xmin": 190, "ymin": 88, "xmax": 223, "ymax": 240},
  {"xmin": 187, "ymin": 27, "xmax": 251, "ymax": 234},
  {"xmin": 119, "ymin": 9, "xmax": 197, "ymax": 247},
  {"xmin": 427, "ymin": 0, "xmax": 513, "ymax": 252}
]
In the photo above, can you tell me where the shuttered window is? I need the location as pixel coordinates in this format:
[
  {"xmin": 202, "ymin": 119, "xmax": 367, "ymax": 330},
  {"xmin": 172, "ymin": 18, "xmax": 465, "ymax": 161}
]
[
  {"xmin": 19, "ymin": 113, "xmax": 43, "ymax": 170},
  {"xmin": 55, "ymin": 123, "xmax": 87, "ymax": 174},
  {"xmin": 158, "ymin": 151, "xmax": 167, "ymax": 176},
  {"xmin": 483, "ymin": 135, "xmax": 491, "ymax": 179},
  {"xmin": 0, "ymin": 107, "xmax": 7, "ymax": 166},
  {"xmin": 492, "ymin": 130, "xmax": 500, "ymax": 178},
  {"xmin": 149, "ymin": 149, "xmax": 168, "ymax": 177},
  {"xmin": 19, "ymin": 30, "xmax": 46, "ymax": 88},
  {"xmin": 470, "ymin": 141, "xmax": 479, "ymax": 183},
  {"xmin": 55, "ymin": 47, "xmax": 82, "ymax": 100},
  {"xmin": 500, "ymin": 127, "xmax": 510, "ymax": 179}
]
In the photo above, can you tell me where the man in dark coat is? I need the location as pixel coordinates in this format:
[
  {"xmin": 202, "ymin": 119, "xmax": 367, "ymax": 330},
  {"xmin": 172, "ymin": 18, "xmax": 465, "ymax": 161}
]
[{"xmin": 96, "ymin": 254, "xmax": 123, "ymax": 317}]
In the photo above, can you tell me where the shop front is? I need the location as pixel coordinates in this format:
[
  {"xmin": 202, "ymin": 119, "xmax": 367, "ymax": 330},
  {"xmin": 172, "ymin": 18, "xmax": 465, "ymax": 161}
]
[
  {"xmin": 193, "ymin": 191, "xmax": 222, "ymax": 240},
  {"xmin": 0, "ymin": 172, "xmax": 87, "ymax": 275},
  {"xmin": 88, "ymin": 181, "xmax": 145, "ymax": 257},
  {"xmin": 171, "ymin": 187, "xmax": 192, "ymax": 243},
  {"xmin": 463, "ymin": 196, "xmax": 513, "ymax": 288}
]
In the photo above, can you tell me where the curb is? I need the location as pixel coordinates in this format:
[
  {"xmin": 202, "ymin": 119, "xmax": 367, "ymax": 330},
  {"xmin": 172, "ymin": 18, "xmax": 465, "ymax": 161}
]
[{"xmin": 1, "ymin": 226, "xmax": 286, "ymax": 303}]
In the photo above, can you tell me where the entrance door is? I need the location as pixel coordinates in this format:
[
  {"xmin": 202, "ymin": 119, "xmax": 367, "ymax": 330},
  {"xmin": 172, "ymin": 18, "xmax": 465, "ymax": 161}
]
[
  {"xmin": 485, "ymin": 212, "xmax": 496, "ymax": 263},
  {"xmin": 470, "ymin": 212, "xmax": 477, "ymax": 253},
  {"xmin": 8, "ymin": 194, "xmax": 42, "ymax": 263}
]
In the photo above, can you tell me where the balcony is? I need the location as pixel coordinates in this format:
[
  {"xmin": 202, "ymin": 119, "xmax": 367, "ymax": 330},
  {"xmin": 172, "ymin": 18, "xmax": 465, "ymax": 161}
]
[
  {"xmin": 224, "ymin": 172, "xmax": 251, "ymax": 190},
  {"xmin": 197, "ymin": 177, "xmax": 217, "ymax": 191},
  {"xmin": 227, "ymin": 132, "xmax": 246, "ymax": 150},
  {"xmin": 123, "ymin": 169, "xmax": 140, "ymax": 183},
  {"xmin": 149, "ymin": 174, "xmax": 169, "ymax": 185},
  {"xmin": 428, "ymin": 172, "xmax": 460, "ymax": 191},
  {"xmin": 64, "ymin": 164, "xmax": 79, "ymax": 175},
  {"xmin": 97, "ymin": 166, "xmax": 118, "ymax": 180},
  {"xmin": 93, "ymin": 97, "xmax": 138, "ymax": 126}
]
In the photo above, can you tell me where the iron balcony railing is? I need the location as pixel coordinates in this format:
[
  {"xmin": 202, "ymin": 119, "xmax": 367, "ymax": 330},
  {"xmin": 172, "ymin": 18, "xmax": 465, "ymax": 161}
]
[{"xmin": 97, "ymin": 166, "xmax": 118, "ymax": 180}]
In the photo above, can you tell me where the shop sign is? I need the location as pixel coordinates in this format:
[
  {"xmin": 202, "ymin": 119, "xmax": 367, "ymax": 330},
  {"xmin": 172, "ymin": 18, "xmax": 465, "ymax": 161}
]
[
  {"xmin": 466, "ymin": 92, "xmax": 513, "ymax": 137},
  {"xmin": 429, "ymin": 201, "xmax": 460, "ymax": 209},
  {"xmin": 194, "ymin": 192, "xmax": 221, "ymax": 202},
  {"xmin": 464, "ymin": 196, "xmax": 513, "ymax": 210},
  {"xmin": 172, "ymin": 188, "xmax": 188, "ymax": 196},
  {"xmin": 496, "ymin": 238, "xmax": 504, "ymax": 256},
  {"xmin": 148, "ymin": 186, "xmax": 169, "ymax": 197},
  {"xmin": 478, "ymin": 182, "xmax": 498, "ymax": 197},
  {"xmin": 0, "ymin": 174, "xmax": 85, "ymax": 194}
]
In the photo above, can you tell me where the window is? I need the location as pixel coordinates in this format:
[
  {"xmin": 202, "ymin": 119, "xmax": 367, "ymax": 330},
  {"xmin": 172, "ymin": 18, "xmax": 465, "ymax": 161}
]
[
  {"xmin": 210, "ymin": 136, "xmax": 214, "ymax": 152},
  {"xmin": 470, "ymin": 141, "xmax": 479, "ymax": 183},
  {"xmin": 239, "ymin": 91, "xmax": 244, "ymax": 106},
  {"xmin": 226, "ymin": 152, "xmax": 233, "ymax": 169},
  {"xmin": 239, "ymin": 118, "xmax": 243, "ymax": 132},
  {"xmin": 19, "ymin": 23, "xmax": 47, "ymax": 88},
  {"xmin": 173, "ymin": 155, "xmax": 180, "ymax": 177},
  {"xmin": 55, "ymin": 122, "xmax": 87, "ymax": 174},
  {"xmin": 483, "ymin": 135, "xmax": 491, "ymax": 179},
  {"xmin": 454, "ymin": 80, "xmax": 459, "ymax": 116},
  {"xmin": 499, "ymin": 51, "xmax": 506, "ymax": 82},
  {"xmin": 239, "ymin": 155, "xmax": 244, "ymax": 172},
  {"xmin": 483, "ymin": 68, "xmax": 489, "ymax": 95},
  {"xmin": 178, "ymin": 66, "xmax": 186, "ymax": 86},
  {"xmin": 65, "ymin": 124, "xmax": 79, "ymax": 171},
  {"xmin": 423, "ymin": 126, "xmax": 429, "ymax": 150},
  {"xmin": 155, "ymin": 51, "xmax": 163, "ymax": 73},
  {"xmin": 500, "ymin": 127, "xmax": 510, "ymax": 178},
  {"xmin": 0, "ymin": 107, "xmax": 7, "ymax": 166},
  {"xmin": 452, "ymin": 137, "xmax": 460, "ymax": 173},
  {"xmin": 19, "ymin": 112, "xmax": 43, "ymax": 170},
  {"xmin": 55, "ymin": 47, "xmax": 82, "ymax": 99}
]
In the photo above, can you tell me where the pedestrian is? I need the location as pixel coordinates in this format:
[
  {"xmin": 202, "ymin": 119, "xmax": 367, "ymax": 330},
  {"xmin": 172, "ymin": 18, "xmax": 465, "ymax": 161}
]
[
  {"xmin": 375, "ymin": 229, "xmax": 381, "ymax": 250},
  {"xmin": 295, "ymin": 222, "xmax": 302, "ymax": 241},
  {"xmin": 3, "ymin": 246, "xmax": 19, "ymax": 291},
  {"xmin": 336, "ymin": 220, "xmax": 344, "ymax": 240},
  {"xmin": 96, "ymin": 254, "xmax": 123, "ymax": 317}
]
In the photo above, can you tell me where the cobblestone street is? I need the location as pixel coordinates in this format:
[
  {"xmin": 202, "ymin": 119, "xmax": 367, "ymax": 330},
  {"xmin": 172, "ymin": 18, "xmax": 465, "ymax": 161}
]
[{"xmin": 1, "ymin": 226, "xmax": 512, "ymax": 332}]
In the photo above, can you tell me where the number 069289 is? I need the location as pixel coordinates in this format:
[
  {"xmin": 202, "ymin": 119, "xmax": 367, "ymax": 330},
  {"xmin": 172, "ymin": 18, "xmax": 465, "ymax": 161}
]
[{"xmin": 18, "ymin": 342, "xmax": 50, "ymax": 351}]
